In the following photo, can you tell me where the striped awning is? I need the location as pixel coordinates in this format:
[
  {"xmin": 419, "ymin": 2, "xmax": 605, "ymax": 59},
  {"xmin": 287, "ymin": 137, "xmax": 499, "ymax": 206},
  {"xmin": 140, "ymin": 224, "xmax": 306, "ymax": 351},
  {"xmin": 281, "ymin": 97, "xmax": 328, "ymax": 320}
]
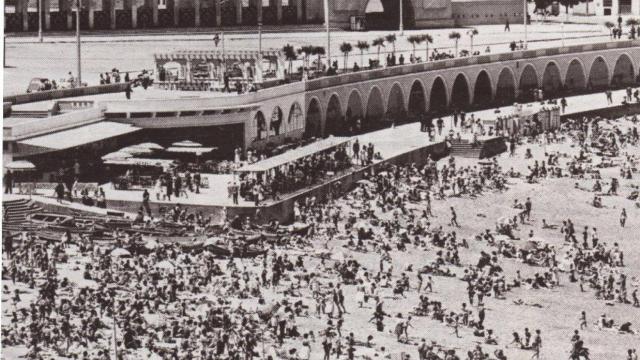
[{"xmin": 154, "ymin": 49, "xmax": 282, "ymax": 62}]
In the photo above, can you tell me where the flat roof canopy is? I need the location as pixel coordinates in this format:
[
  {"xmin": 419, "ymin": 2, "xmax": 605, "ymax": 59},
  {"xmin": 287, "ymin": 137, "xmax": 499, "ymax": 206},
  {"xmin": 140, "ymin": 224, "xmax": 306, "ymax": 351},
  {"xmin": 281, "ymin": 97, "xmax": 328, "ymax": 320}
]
[
  {"xmin": 237, "ymin": 137, "xmax": 351, "ymax": 173},
  {"xmin": 154, "ymin": 49, "xmax": 283, "ymax": 62},
  {"xmin": 18, "ymin": 121, "xmax": 141, "ymax": 151}
]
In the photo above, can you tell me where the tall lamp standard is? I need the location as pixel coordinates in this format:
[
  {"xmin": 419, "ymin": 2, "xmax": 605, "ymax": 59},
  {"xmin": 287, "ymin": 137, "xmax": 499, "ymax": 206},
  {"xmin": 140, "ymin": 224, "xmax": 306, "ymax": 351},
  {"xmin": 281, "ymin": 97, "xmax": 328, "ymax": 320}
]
[
  {"xmin": 76, "ymin": 0, "xmax": 82, "ymax": 86},
  {"xmin": 523, "ymin": 0, "xmax": 528, "ymax": 49},
  {"xmin": 258, "ymin": 21, "xmax": 263, "ymax": 82},
  {"xmin": 323, "ymin": 0, "xmax": 330, "ymax": 69},
  {"xmin": 399, "ymin": 0, "xmax": 404, "ymax": 35},
  {"xmin": 38, "ymin": 0, "xmax": 43, "ymax": 42}
]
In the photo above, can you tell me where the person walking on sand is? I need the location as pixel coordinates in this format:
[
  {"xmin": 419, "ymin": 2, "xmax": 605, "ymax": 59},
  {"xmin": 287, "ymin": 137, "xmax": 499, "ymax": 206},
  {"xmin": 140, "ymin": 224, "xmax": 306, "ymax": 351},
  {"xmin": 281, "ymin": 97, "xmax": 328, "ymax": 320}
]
[
  {"xmin": 450, "ymin": 207, "xmax": 460, "ymax": 227},
  {"xmin": 505, "ymin": 19, "xmax": 510, "ymax": 32},
  {"xmin": 620, "ymin": 208, "xmax": 627, "ymax": 227}
]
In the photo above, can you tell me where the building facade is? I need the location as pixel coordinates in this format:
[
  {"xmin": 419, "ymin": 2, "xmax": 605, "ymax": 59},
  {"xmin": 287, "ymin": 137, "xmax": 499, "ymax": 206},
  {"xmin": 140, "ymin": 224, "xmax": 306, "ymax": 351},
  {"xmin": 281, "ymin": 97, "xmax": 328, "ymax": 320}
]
[{"xmin": 4, "ymin": 0, "xmax": 523, "ymax": 32}]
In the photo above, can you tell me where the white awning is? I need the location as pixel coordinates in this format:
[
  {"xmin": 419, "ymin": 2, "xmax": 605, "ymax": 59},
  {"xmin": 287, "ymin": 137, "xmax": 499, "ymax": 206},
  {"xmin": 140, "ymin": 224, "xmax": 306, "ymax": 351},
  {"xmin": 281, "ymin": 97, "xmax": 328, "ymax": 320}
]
[
  {"xmin": 165, "ymin": 146, "xmax": 216, "ymax": 154},
  {"xmin": 19, "ymin": 122, "xmax": 141, "ymax": 150},
  {"xmin": 237, "ymin": 136, "xmax": 351, "ymax": 173}
]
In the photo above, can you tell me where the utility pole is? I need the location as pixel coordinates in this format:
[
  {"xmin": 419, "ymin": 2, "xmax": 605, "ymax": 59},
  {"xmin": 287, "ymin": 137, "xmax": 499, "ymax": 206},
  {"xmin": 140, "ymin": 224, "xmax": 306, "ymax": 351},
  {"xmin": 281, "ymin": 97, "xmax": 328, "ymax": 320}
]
[
  {"xmin": 323, "ymin": 0, "xmax": 330, "ymax": 69},
  {"xmin": 222, "ymin": 31, "xmax": 226, "ymax": 72},
  {"xmin": 76, "ymin": 0, "xmax": 82, "ymax": 86},
  {"xmin": 38, "ymin": 0, "xmax": 43, "ymax": 42},
  {"xmin": 399, "ymin": 0, "xmax": 404, "ymax": 36},
  {"xmin": 258, "ymin": 22, "xmax": 263, "ymax": 82},
  {"xmin": 523, "ymin": 0, "xmax": 528, "ymax": 49}
]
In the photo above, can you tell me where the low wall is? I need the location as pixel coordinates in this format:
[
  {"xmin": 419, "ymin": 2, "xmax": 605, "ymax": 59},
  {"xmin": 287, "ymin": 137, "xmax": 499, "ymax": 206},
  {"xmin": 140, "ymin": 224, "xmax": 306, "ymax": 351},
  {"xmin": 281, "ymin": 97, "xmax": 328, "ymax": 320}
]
[
  {"xmin": 480, "ymin": 137, "xmax": 508, "ymax": 159},
  {"xmin": 3, "ymin": 83, "xmax": 128, "ymax": 105},
  {"xmin": 561, "ymin": 102, "xmax": 640, "ymax": 120}
]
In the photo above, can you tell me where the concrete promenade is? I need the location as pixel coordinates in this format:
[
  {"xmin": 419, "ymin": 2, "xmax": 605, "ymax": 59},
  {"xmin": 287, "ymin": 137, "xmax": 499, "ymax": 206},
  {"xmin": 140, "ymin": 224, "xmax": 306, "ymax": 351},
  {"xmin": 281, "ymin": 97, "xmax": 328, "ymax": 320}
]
[{"xmin": 10, "ymin": 87, "xmax": 639, "ymax": 222}]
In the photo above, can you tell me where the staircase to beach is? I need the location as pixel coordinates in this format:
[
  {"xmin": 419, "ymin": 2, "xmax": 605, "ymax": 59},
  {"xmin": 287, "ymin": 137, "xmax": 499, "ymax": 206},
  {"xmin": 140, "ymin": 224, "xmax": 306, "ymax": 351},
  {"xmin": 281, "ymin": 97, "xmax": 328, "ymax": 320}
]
[
  {"xmin": 2, "ymin": 198, "xmax": 42, "ymax": 232},
  {"xmin": 448, "ymin": 137, "xmax": 508, "ymax": 159}
]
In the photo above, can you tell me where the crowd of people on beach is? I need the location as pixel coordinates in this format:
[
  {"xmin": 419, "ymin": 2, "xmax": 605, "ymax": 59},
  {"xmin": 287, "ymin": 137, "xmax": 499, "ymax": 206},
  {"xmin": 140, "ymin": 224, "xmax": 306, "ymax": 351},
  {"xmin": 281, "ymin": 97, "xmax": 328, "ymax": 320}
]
[{"xmin": 3, "ymin": 98, "xmax": 640, "ymax": 360}]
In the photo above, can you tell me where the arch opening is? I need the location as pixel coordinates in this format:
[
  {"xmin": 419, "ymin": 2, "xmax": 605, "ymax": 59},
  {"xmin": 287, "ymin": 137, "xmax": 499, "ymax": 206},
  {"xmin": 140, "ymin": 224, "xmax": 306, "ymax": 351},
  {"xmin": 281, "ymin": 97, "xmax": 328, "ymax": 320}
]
[
  {"xmin": 345, "ymin": 90, "xmax": 364, "ymax": 134},
  {"xmin": 429, "ymin": 77, "xmax": 447, "ymax": 114},
  {"xmin": 496, "ymin": 68, "xmax": 516, "ymax": 105},
  {"xmin": 542, "ymin": 62, "xmax": 563, "ymax": 98},
  {"xmin": 518, "ymin": 65, "xmax": 538, "ymax": 102},
  {"xmin": 612, "ymin": 54, "xmax": 635, "ymax": 88},
  {"xmin": 365, "ymin": 87, "xmax": 385, "ymax": 131},
  {"xmin": 287, "ymin": 102, "xmax": 304, "ymax": 133},
  {"xmin": 451, "ymin": 74, "xmax": 470, "ymax": 109},
  {"xmin": 386, "ymin": 83, "xmax": 406, "ymax": 125},
  {"xmin": 270, "ymin": 106, "xmax": 283, "ymax": 136},
  {"xmin": 588, "ymin": 57, "xmax": 610, "ymax": 90},
  {"xmin": 255, "ymin": 111, "xmax": 266, "ymax": 141},
  {"xmin": 407, "ymin": 80, "xmax": 426, "ymax": 121},
  {"xmin": 565, "ymin": 59, "xmax": 586, "ymax": 93},
  {"xmin": 325, "ymin": 94, "xmax": 343, "ymax": 136},
  {"xmin": 473, "ymin": 71, "xmax": 493, "ymax": 107},
  {"xmin": 305, "ymin": 98, "xmax": 322, "ymax": 138}
]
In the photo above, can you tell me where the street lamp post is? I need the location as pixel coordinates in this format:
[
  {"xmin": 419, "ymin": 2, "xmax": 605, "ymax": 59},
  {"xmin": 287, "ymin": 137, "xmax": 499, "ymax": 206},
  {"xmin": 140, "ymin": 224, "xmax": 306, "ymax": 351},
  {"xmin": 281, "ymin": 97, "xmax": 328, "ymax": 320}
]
[
  {"xmin": 76, "ymin": 0, "xmax": 82, "ymax": 86},
  {"xmin": 38, "ymin": 0, "xmax": 43, "ymax": 42},
  {"xmin": 399, "ymin": 0, "xmax": 404, "ymax": 36},
  {"xmin": 258, "ymin": 22, "xmax": 263, "ymax": 82},
  {"xmin": 323, "ymin": 0, "xmax": 330, "ymax": 69},
  {"xmin": 523, "ymin": 0, "xmax": 528, "ymax": 49}
]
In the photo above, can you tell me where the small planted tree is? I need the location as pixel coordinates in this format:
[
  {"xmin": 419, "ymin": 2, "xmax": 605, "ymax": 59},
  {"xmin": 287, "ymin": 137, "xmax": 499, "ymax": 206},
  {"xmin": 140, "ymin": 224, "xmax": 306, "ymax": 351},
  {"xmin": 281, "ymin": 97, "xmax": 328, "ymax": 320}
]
[
  {"xmin": 282, "ymin": 44, "xmax": 297, "ymax": 76},
  {"xmin": 421, "ymin": 34, "xmax": 433, "ymax": 61},
  {"xmin": 407, "ymin": 35, "xmax": 423, "ymax": 58},
  {"xmin": 312, "ymin": 46, "xmax": 325, "ymax": 70},
  {"xmin": 449, "ymin": 31, "xmax": 461, "ymax": 57},
  {"xmin": 355, "ymin": 41, "xmax": 370, "ymax": 69},
  {"xmin": 340, "ymin": 42, "xmax": 353, "ymax": 71},
  {"xmin": 385, "ymin": 33, "xmax": 397, "ymax": 54},
  {"xmin": 297, "ymin": 45, "xmax": 315, "ymax": 70},
  {"xmin": 467, "ymin": 28, "xmax": 478, "ymax": 54},
  {"xmin": 372, "ymin": 37, "xmax": 385, "ymax": 65},
  {"xmin": 604, "ymin": 21, "xmax": 615, "ymax": 38}
]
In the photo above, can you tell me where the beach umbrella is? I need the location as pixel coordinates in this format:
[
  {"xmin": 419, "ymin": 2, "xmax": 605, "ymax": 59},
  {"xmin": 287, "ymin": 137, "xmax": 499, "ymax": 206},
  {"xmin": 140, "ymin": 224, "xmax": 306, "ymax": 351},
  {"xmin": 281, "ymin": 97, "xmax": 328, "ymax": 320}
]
[
  {"xmin": 120, "ymin": 146, "xmax": 154, "ymax": 155},
  {"xmin": 155, "ymin": 260, "xmax": 176, "ymax": 271},
  {"xmin": 171, "ymin": 140, "xmax": 202, "ymax": 147},
  {"xmin": 133, "ymin": 142, "xmax": 164, "ymax": 150},
  {"xmin": 110, "ymin": 248, "xmax": 131, "ymax": 257},
  {"xmin": 101, "ymin": 151, "xmax": 133, "ymax": 161},
  {"xmin": 356, "ymin": 179, "xmax": 374, "ymax": 186},
  {"xmin": 522, "ymin": 241, "xmax": 539, "ymax": 251},
  {"xmin": 5, "ymin": 160, "xmax": 36, "ymax": 171},
  {"xmin": 144, "ymin": 239, "xmax": 161, "ymax": 250}
]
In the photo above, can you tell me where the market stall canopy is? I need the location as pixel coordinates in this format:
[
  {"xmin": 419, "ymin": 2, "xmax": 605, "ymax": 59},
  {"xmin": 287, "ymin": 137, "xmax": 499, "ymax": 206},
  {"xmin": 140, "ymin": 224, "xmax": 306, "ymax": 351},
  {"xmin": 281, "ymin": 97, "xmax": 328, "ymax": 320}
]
[
  {"xmin": 120, "ymin": 145, "xmax": 155, "ymax": 155},
  {"xmin": 18, "ymin": 122, "xmax": 141, "ymax": 151},
  {"xmin": 154, "ymin": 49, "xmax": 283, "ymax": 62},
  {"xmin": 166, "ymin": 146, "xmax": 216, "ymax": 154},
  {"xmin": 5, "ymin": 160, "xmax": 36, "ymax": 171},
  {"xmin": 236, "ymin": 136, "xmax": 351, "ymax": 173},
  {"xmin": 101, "ymin": 151, "xmax": 133, "ymax": 161},
  {"xmin": 103, "ymin": 158, "xmax": 176, "ymax": 168},
  {"xmin": 171, "ymin": 140, "xmax": 203, "ymax": 147},
  {"xmin": 134, "ymin": 142, "xmax": 164, "ymax": 150},
  {"xmin": 110, "ymin": 248, "xmax": 132, "ymax": 257}
]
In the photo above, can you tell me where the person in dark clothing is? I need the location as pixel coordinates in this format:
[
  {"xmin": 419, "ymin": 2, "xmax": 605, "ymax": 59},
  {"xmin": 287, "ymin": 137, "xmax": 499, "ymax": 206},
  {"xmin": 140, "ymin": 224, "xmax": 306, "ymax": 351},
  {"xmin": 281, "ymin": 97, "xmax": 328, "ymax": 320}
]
[
  {"xmin": 55, "ymin": 182, "xmax": 66, "ymax": 203},
  {"xmin": 166, "ymin": 176, "xmax": 173, "ymax": 201},
  {"xmin": 142, "ymin": 189, "xmax": 152, "ymax": 217},
  {"xmin": 125, "ymin": 83, "xmax": 132, "ymax": 100},
  {"xmin": 4, "ymin": 170, "xmax": 13, "ymax": 194},
  {"xmin": 174, "ymin": 176, "xmax": 182, "ymax": 198}
]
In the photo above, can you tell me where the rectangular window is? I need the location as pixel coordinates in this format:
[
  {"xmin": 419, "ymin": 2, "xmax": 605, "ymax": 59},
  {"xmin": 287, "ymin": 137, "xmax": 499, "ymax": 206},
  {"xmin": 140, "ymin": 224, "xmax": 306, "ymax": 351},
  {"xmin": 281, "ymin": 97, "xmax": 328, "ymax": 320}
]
[
  {"xmin": 603, "ymin": 0, "xmax": 612, "ymax": 7},
  {"xmin": 262, "ymin": 0, "xmax": 270, "ymax": 6},
  {"xmin": 282, "ymin": 0, "xmax": 289, "ymax": 5},
  {"xmin": 242, "ymin": 0, "xmax": 250, "ymax": 7}
]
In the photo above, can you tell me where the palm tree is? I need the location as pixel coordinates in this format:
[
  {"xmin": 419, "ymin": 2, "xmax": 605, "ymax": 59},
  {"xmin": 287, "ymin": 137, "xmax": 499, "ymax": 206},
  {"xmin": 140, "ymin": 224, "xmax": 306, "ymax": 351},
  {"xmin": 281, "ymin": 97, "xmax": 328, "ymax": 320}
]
[
  {"xmin": 604, "ymin": 21, "xmax": 615, "ymax": 38},
  {"xmin": 467, "ymin": 28, "xmax": 478, "ymax": 54},
  {"xmin": 355, "ymin": 41, "xmax": 370, "ymax": 69},
  {"xmin": 372, "ymin": 37, "xmax": 385, "ymax": 65},
  {"xmin": 312, "ymin": 46, "xmax": 325, "ymax": 71},
  {"xmin": 385, "ymin": 33, "xmax": 397, "ymax": 54},
  {"xmin": 297, "ymin": 45, "xmax": 314, "ymax": 70},
  {"xmin": 421, "ymin": 34, "xmax": 433, "ymax": 61},
  {"xmin": 449, "ymin": 31, "xmax": 461, "ymax": 57},
  {"xmin": 407, "ymin": 35, "xmax": 423, "ymax": 58},
  {"xmin": 282, "ymin": 44, "xmax": 297, "ymax": 76},
  {"xmin": 339, "ymin": 42, "xmax": 353, "ymax": 71}
]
